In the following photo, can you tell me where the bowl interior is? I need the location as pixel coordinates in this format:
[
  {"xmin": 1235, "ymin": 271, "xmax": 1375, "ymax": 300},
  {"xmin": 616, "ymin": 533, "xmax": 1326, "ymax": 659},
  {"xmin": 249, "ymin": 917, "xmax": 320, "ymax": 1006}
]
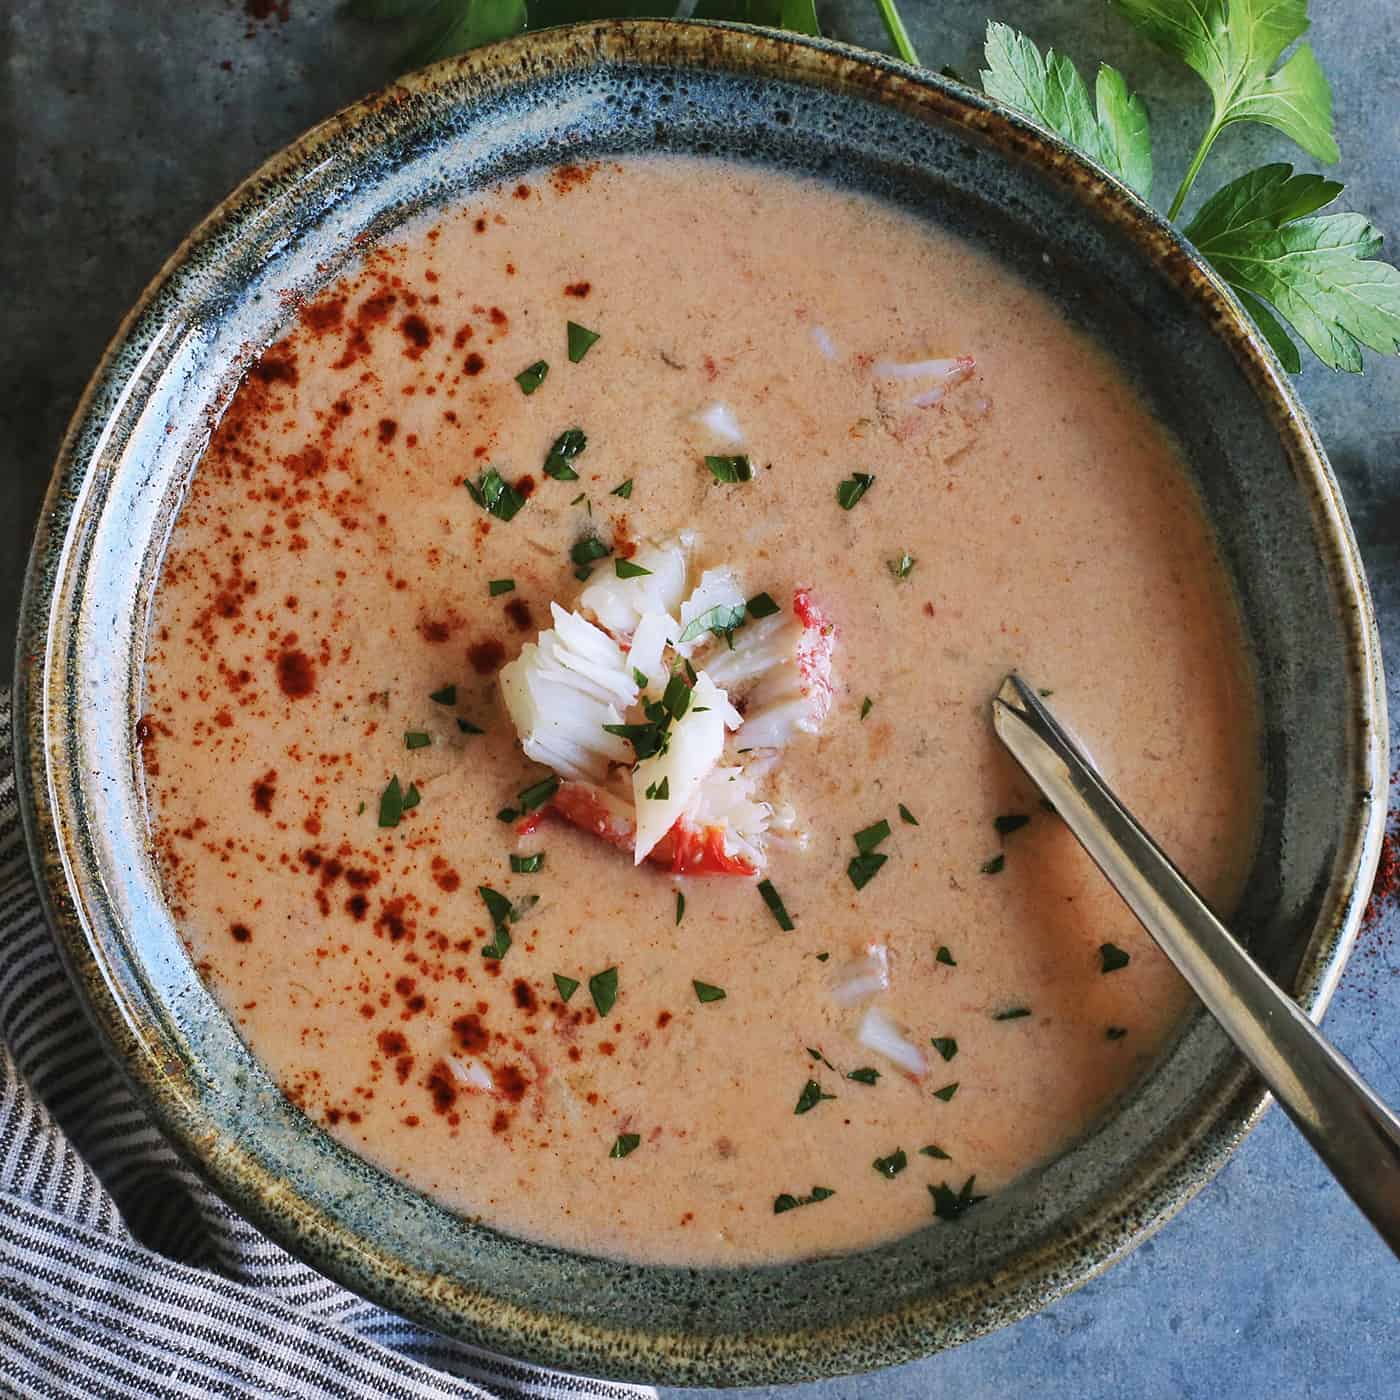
[{"xmin": 16, "ymin": 20, "xmax": 1385, "ymax": 1387}]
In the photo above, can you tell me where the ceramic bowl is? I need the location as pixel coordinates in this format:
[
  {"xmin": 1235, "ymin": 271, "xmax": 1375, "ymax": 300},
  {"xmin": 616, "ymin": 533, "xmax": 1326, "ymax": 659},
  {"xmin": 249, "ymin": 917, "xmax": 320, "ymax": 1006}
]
[{"xmin": 15, "ymin": 19, "xmax": 1387, "ymax": 1386}]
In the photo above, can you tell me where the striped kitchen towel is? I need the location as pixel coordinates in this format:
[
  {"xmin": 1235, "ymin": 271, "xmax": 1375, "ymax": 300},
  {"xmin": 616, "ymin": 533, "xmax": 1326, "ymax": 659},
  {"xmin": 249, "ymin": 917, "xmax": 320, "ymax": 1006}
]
[{"xmin": 0, "ymin": 686, "xmax": 656, "ymax": 1400}]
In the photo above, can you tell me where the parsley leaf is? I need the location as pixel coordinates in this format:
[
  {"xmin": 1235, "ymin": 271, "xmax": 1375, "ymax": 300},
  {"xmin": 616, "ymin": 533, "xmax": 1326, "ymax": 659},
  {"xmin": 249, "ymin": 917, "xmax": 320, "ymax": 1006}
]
[
  {"xmin": 567, "ymin": 321, "xmax": 600, "ymax": 363},
  {"xmin": 610, "ymin": 1132, "xmax": 640, "ymax": 1158},
  {"xmin": 919, "ymin": 1144, "xmax": 951, "ymax": 1160},
  {"xmin": 378, "ymin": 775, "xmax": 405, "ymax": 828},
  {"xmin": 615, "ymin": 558, "xmax": 653, "ymax": 579},
  {"xmin": 936, "ymin": 945, "xmax": 957, "ymax": 966},
  {"xmin": 510, "ymin": 853, "xmax": 544, "ymax": 874},
  {"xmin": 932, "ymin": 1082, "xmax": 960, "ymax": 1102},
  {"xmin": 1185, "ymin": 164, "xmax": 1400, "ymax": 372},
  {"xmin": 589, "ymin": 966, "xmax": 618, "ymax": 1016},
  {"xmin": 757, "ymin": 879, "xmax": 795, "ymax": 931},
  {"xmin": 704, "ymin": 455, "xmax": 753, "ymax": 484},
  {"xmin": 898, "ymin": 803, "xmax": 919, "ymax": 826},
  {"xmin": 429, "ymin": 684, "xmax": 457, "ymax": 705},
  {"xmin": 794, "ymin": 1079, "xmax": 835, "ymax": 1114},
  {"xmin": 837, "ymin": 472, "xmax": 875, "ymax": 510},
  {"xmin": 1113, "ymin": 0, "xmax": 1338, "ymax": 198},
  {"xmin": 931, "ymin": 1036, "xmax": 958, "ymax": 1062},
  {"xmin": 773, "ymin": 1186, "xmax": 835, "ymax": 1214},
  {"xmin": 465, "ymin": 466, "xmax": 526, "ymax": 522},
  {"xmin": 514, "ymin": 359, "xmax": 548, "ymax": 395},
  {"xmin": 676, "ymin": 602, "xmax": 747, "ymax": 645},
  {"xmin": 675, "ymin": 891, "xmax": 685, "ymax": 926},
  {"xmin": 854, "ymin": 819, "xmax": 891, "ymax": 854},
  {"xmin": 693, "ymin": 980, "xmax": 726, "ymax": 1003},
  {"xmin": 847, "ymin": 1066, "xmax": 880, "ymax": 1085},
  {"xmin": 847, "ymin": 852, "xmax": 888, "ymax": 890},
  {"xmin": 929, "ymin": 1175, "xmax": 986, "ymax": 1220},
  {"xmin": 873, "ymin": 1148, "xmax": 908, "ymax": 1178},
  {"xmin": 611, "ymin": 478, "xmax": 634, "ymax": 498},
  {"xmin": 981, "ymin": 21, "xmax": 1152, "ymax": 198},
  {"xmin": 543, "ymin": 427, "xmax": 587, "ymax": 481},
  {"xmin": 1100, "ymin": 942, "xmax": 1132, "ymax": 973},
  {"xmin": 553, "ymin": 973, "xmax": 579, "ymax": 1002}
]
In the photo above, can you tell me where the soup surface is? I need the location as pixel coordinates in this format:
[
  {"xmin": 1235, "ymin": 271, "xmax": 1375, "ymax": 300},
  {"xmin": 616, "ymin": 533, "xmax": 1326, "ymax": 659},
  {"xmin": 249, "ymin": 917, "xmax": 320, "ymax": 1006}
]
[{"xmin": 142, "ymin": 156, "xmax": 1259, "ymax": 1267}]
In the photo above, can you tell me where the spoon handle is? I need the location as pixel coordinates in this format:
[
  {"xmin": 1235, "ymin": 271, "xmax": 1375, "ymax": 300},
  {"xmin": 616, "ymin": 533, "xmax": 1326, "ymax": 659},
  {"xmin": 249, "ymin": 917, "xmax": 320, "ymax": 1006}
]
[{"xmin": 992, "ymin": 673, "xmax": 1400, "ymax": 1259}]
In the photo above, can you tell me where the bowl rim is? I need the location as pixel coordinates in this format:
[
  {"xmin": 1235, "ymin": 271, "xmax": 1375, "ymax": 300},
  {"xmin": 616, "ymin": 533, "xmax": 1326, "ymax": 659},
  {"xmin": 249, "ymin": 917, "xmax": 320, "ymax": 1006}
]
[{"xmin": 13, "ymin": 17, "xmax": 1389, "ymax": 1386}]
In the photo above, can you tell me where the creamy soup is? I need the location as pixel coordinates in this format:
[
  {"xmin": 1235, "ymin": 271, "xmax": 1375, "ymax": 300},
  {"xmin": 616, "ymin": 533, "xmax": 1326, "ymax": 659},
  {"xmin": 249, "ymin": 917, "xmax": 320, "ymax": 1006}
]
[{"xmin": 142, "ymin": 156, "xmax": 1259, "ymax": 1267}]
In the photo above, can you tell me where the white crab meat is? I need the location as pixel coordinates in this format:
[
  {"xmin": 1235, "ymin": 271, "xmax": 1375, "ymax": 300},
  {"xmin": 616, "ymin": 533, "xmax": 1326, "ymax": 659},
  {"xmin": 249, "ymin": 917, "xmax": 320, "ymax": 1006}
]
[
  {"xmin": 627, "ymin": 611, "xmax": 678, "ymax": 690},
  {"xmin": 832, "ymin": 943, "xmax": 891, "ymax": 1006},
  {"xmin": 499, "ymin": 603, "xmax": 638, "ymax": 782},
  {"xmin": 696, "ymin": 401, "xmax": 745, "ymax": 445},
  {"xmin": 682, "ymin": 764, "xmax": 772, "ymax": 869},
  {"xmin": 703, "ymin": 588, "xmax": 836, "ymax": 748},
  {"xmin": 632, "ymin": 670, "xmax": 729, "ymax": 864},
  {"xmin": 579, "ymin": 534, "xmax": 692, "ymax": 638},
  {"xmin": 857, "ymin": 1005, "xmax": 928, "ymax": 1077},
  {"xmin": 874, "ymin": 355, "xmax": 976, "ymax": 406},
  {"xmin": 675, "ymin": 566, "xmax": 747, "ymax": 656}
]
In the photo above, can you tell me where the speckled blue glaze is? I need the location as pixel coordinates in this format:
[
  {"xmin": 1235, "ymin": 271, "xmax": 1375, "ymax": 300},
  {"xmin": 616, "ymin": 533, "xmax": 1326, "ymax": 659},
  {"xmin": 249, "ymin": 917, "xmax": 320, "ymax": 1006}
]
[{"xmin": 12, "ymin": 20, "xmax": 1386, "ymax": 1387}]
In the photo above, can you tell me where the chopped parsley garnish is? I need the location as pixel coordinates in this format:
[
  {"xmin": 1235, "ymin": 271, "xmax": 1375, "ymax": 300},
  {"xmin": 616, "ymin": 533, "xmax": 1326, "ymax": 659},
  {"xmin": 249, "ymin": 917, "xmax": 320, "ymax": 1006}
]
[
  {"xmin": 632, "ymin": 667, "xmax": 649, "ymax": 689},
  {"xmin": 794, "ymin": 1079, "xmax": 835, "ymax": 1115},
  {"xmin": 704, "ymin": 454, "xmax": 753, "ymax": 484},
  {"xmin": 570, "ymin": 535, "xmax": 611, "ymax": 567},
  {"xmin": 543, "ymin": 427, "xmax": 587, "ymax": 480},
  {"xmin": 980, "ymin": 853, "xmax": 1006, "ymax": 875},
  {"xmin": 402, "ymin": 783, "xmax": 420, "ymax": 811},
  {"xmin": 514, "ymin": 360, "xmax": 548, "ymax": 394},
  {"xmin": 807, "ymin": 1047, "xmax": 836, "ymax": 1071},
  {"xmin": 496, "ymin": 806, "xmax": 518, "ymax": 823},
  {"xmin": 757, "ymin": 879, "xmax": 795, "ymax": 931},
  {"xmin": 465, "ymin": 466, "xmax": 526, "ymax": 522},
  {"xmin": 854, "ymin": 819, "xmax": 891, "ymax": 855},
  {"xmin": 1038, "ymin": 688, "xmax": 1054, "ymax": 698},
  {"xmin": 929, "ymin": 1176, "xmax": 986, "ymax": 1221},
  {"xmin": 773, "ymin": 1186, "xmax": 834, "ymax": 1214},
  {"xmin": 610, "ymin": 1133, "xmax": 640, "ymax": 1159},
  {"xmin": 847, "ymin": 852, "xmax": 888, "ymax": 890},
  {"xmin": 478, "ymin": 885, "xmax": 514, "ymax": 960},
  {"xmin": 510, "ymin": 853, "xmax": 544, "ymax": 874},
  {"xmin": 693, "ymin": 980, "xmax": 726, "ymax": 1003},
  {"xmin": 936, "ymin": 945, "xmax": 957, "ymax": 966},
  {"xmin": 860, "ymin": 696, "xmax": 873, "ymax": 720},
  {"xmin": 931, "ymin": 1036, "xmax": 958, "ymax": 1062},
  {"xmin": 615, "ymin": 558, "xmax": 653, "ymax": 579},
  {"xmin": 1100, "ymin": 942, "xmax": 1132, "ymax": 973},
  {"xmin": 898, "ymin": 803, "xmax": 919, "ymax": 825},
  {"xmin": 676, "ymin": 602, "xmax": 747, "ymax": 646},
  {"xmin": 570, "ymin": 491, "xmax": 587, "ymax": 507},
  {"xmin": 919, "ymin": 1144, "xmax": 951, "ymax": 1160},
  {"xmin": 873, "ymin": 1148, "xmax": 908, "ymax": 1178},
  {"xmin": 574, "ymin": 566, "xmax": 593, "ymax": 582},
  {"xmin": 815, "ymin": 951, "xmax": 830, "ymax": 962},
  {"xmin": 488, "ymin": 578, "xmax": 515, "ymax": 596},
  {"xmin": 993, "ymin": 1007, "xmax": 1031, "ymax": 1021},
  {"xmin": 661, "ymin": 672, "xmax": 691, "ymax": 722},
  {"xmin": 1106, "ymin": 1026, "xmax": 1128, "ymax": 1041},
  {"xmin": 553, "ymin": 973, "xmax": 579, "ymax": 1002},
  {"xmin": 932, "ymin": 1082, "xmax": 960, "ymax": 1102},
  {"xmin": 837, "ymin": 471, "xmax": 875, "ymax": 510},
  {"xmin": 994, "ymin": 813, "xmax": 1030, "ymax": 836},
  {"xmin": 611, "ymin": 478, "xmax": 634, "ymax": 499},
  {"xmin": 589, "ymin": 966, "xmax": 618, "ymax": 1016},
  {"xmin": 457, "ymin": 717, "xmax": 483, "ymax": 735},
  {"xmin": 429, "ymin": 684, "xmax": 457, "ymax": 705},
  {"xmin": 357, "ymin": 802, "xmax": 365, "ymax": 815},
  {"xmin": 378, "ymin": 775, "xmax": 405, "ymax": 828},
  {"xmin": 847, "ymin": 1067, "xmax": 880, "ymax": 1085},
  {"xmin": 567, "ymin": 321, "xmax": 600, "ymax": 363},
  {"xmin": 404, "ymin": 731, "xmax": 431, "ymax": 750},
  {"xmin": 675, "ymin": 892, "xmax": 685, "ymax": 926},
  {"xmin": 517, "ymin": 775, "xmax": 560, "ymax": 812},
  {"xmin": 746, "ymin": 591, "xmax": 781, "ymax": 619},
  {"xmin": 644, "ymin": 776, "xmax": 670, "ymax": 801},
  {"xmin": 602, "ymin": 720, "xmax": 668, "ymax": 761},
  {"xmin": 888, "ymin": 552, "xmax": 916, "ymax": 580}
]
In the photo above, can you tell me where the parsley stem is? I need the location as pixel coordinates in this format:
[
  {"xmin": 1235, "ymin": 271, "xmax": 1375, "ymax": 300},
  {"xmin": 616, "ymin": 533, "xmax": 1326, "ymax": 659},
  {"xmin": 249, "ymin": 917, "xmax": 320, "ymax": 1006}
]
[
  {"xmin": 1167, "ymin": 119, "xmax": 1223, "ymax": 222},
  {"xmin": 872, "ymin": 0, "xmax": 920, "ymax": 66}
]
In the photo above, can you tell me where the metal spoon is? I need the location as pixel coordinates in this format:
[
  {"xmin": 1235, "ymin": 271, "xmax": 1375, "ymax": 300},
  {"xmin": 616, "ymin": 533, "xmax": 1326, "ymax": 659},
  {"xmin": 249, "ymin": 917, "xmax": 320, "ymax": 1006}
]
[{"xmin": 992, "ymin": 672, "xmax": 1400, "ymax": 1258}]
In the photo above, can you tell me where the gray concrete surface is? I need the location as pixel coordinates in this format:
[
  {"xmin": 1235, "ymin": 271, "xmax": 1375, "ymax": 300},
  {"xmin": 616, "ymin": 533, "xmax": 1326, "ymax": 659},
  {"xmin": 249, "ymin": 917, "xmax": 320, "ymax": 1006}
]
[{"xmin": 3, "ymin": 2, "xmax": 1397, "ymax": 1397}]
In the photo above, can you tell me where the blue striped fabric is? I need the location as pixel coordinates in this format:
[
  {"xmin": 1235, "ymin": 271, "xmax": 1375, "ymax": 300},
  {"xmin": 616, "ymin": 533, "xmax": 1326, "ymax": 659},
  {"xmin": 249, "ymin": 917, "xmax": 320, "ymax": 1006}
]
[{"xmin": 0, "ymin": 690, "xmax": 655, "ymax": 1400}]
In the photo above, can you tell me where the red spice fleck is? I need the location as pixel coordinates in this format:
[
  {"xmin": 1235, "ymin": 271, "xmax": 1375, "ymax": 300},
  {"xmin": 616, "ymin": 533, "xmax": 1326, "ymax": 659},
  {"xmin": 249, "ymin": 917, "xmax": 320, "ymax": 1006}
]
[
  {"xmin": 135, "ymin": 717, "xmax": 154, "ymax": 745},
  {"xmin": 598, "ymin": 1041, "xmax": 616, "ymax": 1056},
  {"xmin": 400, "ymin": 313, "xmax": 431, "ymax": 355},
  {"xmin": 513, "ymin": 184, "xmax": 531, "ymax": 200},
  {"xmin": 378, "ymin": 418, "xmax": 397, "ymax": 444},
  {"xmin": 474, "ymin": 217, "xmax": 487, "ymax": 234},
  {"xmin": 378, "ymin": 1030, "xmax": 408, "ymax": 1056},
  {"xmin": 512, "ymin": 980, "xmax": 537, "ymax": 1013},
  {"xmin": 488, "ymin": 307, "xmax": 508, "ymax": 327},
  {"xmin": 358, "ymin": 289, "xmax": 397, "ymax": 323},
  {"xmin": 453, "ymin": 325, "xmax": 474, "ymax": 349},
  {"xmin": 564, "ymin": 282, "xmax": 591, "ymax": 298},
  {"xmin": 299, "ymin": 297, "xmax": 345, "ymax": 334},
  {"xmin": 493, "ymin": 1064, "xmax": 528, "ymax": 1101},
  {"xmin": 656, "ymin": 1011, "xmax": 672, "ymax": 1028},
  {"xmin": 426, "ymin": 1061, "xmax": 458, "ymax": 1114},
  {"xmin": 252, "ymin": 353, "xmax": 298, "ymax": 386},
  {"xmin": 251, "ymin": 770, "xmax": 277, "ymax": 813},
  {"xmin": 453, "ymin": 1014, "xmax": 489, "ymax": 1053},
  {"xmin": 276, "ymin": 649, "xmax": 315, "ymax": 698},
  {"xmin": 326, "ymin": 1108, "xmax": 342, "ymax": 1126},
  {"xmin": 345, "ymin": 867, "xmax": 378, "ymax": 889},
  {"xmin": 417, "ymin": 610, "xmax": 463, "ymax": 644},
  {"xmin": 504, "ymin": 598, "xmax": 533, "ymax": 632},
  {"xmin": 230, "ymin": 923, "xmax": 252, "ymax": 943},
  {"xmin": 467, "ymin": 639, "xmax": 506, "ymax": 674},
  {"xmin": 464, "ymin": 353, "xmax": 485, "ymax": 376},
  {"xmin": 491, "ymin": 1110, "xmax": 510, "ymax": 1133},
  {"xmin": 346, "ymin": 894, "xmax": 369, "ymax": 921},
  {"xmin": 1365, "ymin": 820, "xmax": 1399, "ymax": 926},
  {"xmin": 923, "ymin": 601, "xmax": 936, "ymax": 618},
  {"xmin": 376, "ymin": 899, "xmax": 409, "ymax": 942},
  {"xmin": 394, "ymin": 976, "xmax": 416, "ymax": 998}
]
